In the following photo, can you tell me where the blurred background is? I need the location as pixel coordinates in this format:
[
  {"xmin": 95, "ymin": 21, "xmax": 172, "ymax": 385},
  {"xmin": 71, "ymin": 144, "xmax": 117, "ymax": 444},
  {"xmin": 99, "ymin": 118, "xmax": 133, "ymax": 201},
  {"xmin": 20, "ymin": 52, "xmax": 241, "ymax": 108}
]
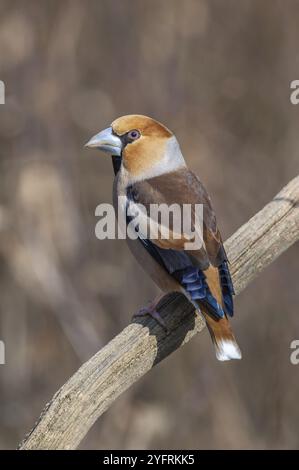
[{"xmin": 0, "ymin": 0, "xmax": 298, "ymax": 450}]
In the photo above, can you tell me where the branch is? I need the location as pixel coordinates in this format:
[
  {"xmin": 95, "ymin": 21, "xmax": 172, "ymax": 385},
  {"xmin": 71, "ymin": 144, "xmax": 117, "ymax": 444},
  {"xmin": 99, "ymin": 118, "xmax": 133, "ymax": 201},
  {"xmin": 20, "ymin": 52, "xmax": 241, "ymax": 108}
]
[{"xmin": 19, "ymin": 176, "xmax": 299, "ymax": 450}]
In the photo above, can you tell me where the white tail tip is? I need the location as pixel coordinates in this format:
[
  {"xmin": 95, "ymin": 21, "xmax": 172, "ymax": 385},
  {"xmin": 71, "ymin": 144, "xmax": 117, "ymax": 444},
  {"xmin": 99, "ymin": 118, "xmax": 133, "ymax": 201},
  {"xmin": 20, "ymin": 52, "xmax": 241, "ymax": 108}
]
[{"xmin": 215, "ymin": 339, "xmax": 242, "ymax": 361}]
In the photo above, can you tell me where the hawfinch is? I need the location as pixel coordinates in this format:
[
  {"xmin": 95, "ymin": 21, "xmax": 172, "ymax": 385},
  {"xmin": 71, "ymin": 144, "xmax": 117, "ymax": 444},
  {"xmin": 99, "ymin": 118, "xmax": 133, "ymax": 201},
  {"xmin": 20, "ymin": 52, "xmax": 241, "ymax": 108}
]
[{"xmin": 86, "ymin": 115, "xmax": 241, "ymax": 361}]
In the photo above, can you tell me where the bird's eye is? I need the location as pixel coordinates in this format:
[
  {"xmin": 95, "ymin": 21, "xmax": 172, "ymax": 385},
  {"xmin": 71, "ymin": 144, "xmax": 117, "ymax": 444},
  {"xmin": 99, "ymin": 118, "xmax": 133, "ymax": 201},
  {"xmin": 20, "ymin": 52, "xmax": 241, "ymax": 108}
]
[{"xmin": 127, "ymin": 129, "xmax": 140, "ymax": 141}]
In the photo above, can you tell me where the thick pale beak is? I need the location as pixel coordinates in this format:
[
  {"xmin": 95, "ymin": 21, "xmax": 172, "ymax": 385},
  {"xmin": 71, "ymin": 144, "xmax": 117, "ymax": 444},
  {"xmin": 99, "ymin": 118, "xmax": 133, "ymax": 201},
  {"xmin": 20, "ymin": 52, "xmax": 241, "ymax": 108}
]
[{"xmin": 85, "ymin": 127, "xmax": 122, "ymax": 156}]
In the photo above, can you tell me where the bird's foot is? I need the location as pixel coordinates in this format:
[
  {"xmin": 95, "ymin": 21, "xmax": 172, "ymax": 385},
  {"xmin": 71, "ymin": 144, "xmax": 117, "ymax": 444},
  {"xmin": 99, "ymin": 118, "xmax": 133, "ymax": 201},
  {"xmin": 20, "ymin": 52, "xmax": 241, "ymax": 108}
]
[{"xmin": 133, "ymin": 298, "xmax": 168, "ymax": 333}]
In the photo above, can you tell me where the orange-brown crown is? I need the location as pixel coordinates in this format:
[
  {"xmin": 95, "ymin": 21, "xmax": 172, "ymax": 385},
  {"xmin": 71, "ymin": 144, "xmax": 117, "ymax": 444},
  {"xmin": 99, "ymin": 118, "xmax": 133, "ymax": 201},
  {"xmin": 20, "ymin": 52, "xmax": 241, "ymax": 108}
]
[{"xmin": 111, "ymin": 115, "xmax": 172, "ymax": 139}]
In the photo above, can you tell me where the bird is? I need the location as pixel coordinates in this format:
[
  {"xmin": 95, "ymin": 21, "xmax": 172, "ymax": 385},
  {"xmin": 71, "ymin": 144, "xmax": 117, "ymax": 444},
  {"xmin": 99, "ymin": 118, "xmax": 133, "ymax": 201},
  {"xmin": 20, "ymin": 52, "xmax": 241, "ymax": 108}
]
[{"xmin": 85, "ymin": 115, "xmax": 242, "ymax": 361}]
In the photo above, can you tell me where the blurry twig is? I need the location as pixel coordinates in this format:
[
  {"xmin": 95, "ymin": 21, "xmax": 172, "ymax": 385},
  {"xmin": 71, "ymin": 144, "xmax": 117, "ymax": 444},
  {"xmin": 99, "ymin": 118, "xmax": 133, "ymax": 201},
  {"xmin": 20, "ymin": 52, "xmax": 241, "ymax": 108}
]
[{"xmin": 19, "ymin": 176, "xmax": 299, "ymax": 450}]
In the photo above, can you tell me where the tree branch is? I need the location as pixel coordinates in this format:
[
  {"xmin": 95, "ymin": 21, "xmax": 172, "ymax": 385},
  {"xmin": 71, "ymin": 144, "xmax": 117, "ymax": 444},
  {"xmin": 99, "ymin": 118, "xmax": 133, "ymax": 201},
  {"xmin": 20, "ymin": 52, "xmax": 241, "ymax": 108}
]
[{"xmin": 19, "ymin": 176, "xmax": 299, "ymax": 450}]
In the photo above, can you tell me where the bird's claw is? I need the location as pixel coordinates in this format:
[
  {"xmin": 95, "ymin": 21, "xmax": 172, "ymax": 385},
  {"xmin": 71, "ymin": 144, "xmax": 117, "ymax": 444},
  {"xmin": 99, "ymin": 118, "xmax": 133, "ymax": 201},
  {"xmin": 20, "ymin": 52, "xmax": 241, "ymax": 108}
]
[{"xmin": 133, "ymin": 304, "xmax": 169, "ymax": 333}]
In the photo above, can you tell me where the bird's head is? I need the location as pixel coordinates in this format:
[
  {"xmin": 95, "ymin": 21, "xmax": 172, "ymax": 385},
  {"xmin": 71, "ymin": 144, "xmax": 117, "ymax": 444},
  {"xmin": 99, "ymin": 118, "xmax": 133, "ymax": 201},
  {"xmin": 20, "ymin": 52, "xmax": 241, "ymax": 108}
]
[{"xmin": 85, "ymin": 114, "xmax": 185, "ymax": 180}]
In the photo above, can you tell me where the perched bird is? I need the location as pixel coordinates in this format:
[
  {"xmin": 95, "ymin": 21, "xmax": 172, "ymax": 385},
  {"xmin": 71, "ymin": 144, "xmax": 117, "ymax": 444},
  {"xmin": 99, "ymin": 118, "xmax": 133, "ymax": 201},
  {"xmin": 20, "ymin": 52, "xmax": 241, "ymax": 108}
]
[{"xmin": 86, "ymin": 115, "xmax": 241, "ymax": 361}]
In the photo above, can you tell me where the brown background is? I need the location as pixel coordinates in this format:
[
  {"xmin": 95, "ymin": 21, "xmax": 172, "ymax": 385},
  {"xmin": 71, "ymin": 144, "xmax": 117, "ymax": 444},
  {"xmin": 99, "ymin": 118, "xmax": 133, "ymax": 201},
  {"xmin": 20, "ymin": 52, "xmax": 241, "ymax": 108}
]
[{"xmin": 0, "ymin": 0, "xmax": 298, "ymax": 449}]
